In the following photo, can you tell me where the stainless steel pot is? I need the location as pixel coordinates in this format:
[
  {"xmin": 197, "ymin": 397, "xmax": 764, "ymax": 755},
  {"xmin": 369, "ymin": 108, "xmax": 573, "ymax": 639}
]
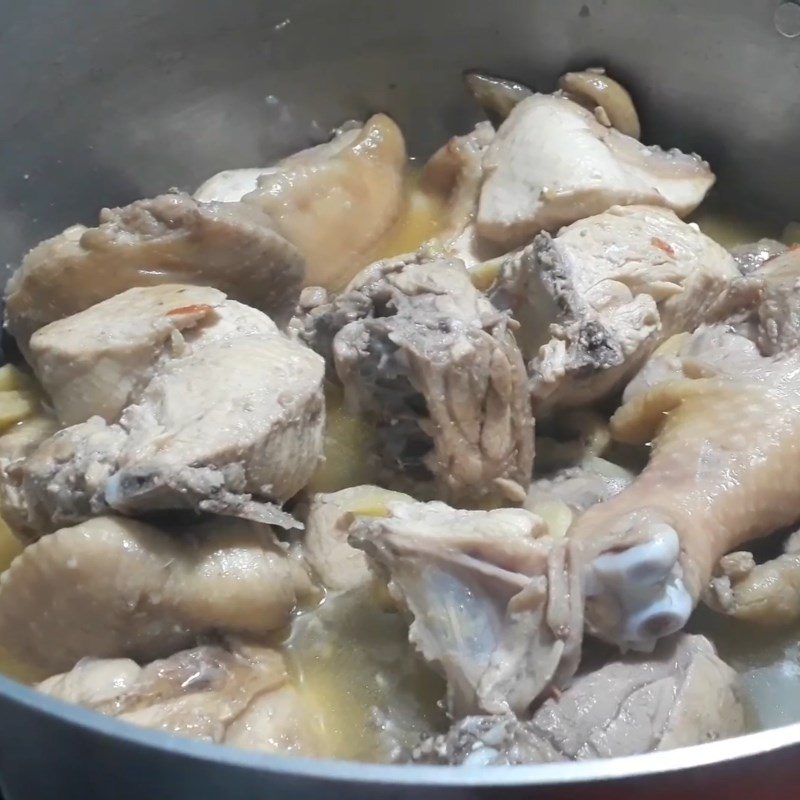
[{"xmin": 1, "ymin": 1, "xmax": 799, "ymax": 797}]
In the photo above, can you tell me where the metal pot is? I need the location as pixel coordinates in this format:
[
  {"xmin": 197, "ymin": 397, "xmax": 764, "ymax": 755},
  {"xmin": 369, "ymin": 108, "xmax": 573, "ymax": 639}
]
[{"xmin": 0, "ymin": 1, "xmax": 799, "ymax": 797}]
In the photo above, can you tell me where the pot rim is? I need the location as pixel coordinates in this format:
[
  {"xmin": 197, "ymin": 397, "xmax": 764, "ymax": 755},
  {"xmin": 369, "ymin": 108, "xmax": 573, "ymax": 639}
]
[{"xmin": 2, "ymin": 672, "xmax": 797, "ymax": 787}]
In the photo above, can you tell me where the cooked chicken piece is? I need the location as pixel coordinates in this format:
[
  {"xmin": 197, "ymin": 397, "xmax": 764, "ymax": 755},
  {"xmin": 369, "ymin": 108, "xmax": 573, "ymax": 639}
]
[
  {"xmin": 38, "ymin": 644, "xmax": 319, "ymax": 756},
  {"xmin": 520, "ymin": 205, "xmax": 738, "ymax": 412},
  {"xmin": 5, "ymin": 193, "xmax": 304, "ymax": 349},
  {"xmin": 0, "ymin": 416, "xmax": 58, "ymax": 541},
  {"xmin": 708, "ymin": 530, "xmax": 800, "ymax": 626},
  {"xmin": 350, "ymin": 499, "xmax": 580, "ymax": 716},
  {"xmin": 753, "ymin": 248, "xmax": 800, "ymax": 355},
  {"xmin": 730, "ymin": 238, "xmax": 787, "ymax": 275},
  {"xmin": 0, "ymin": 515, "xmax": 313, "ymax": 673},
  {"xmin": 463, "ymin": 72, "xmax": 533, "ymax": 126},
  {"xmin": 559, "ymin": 68, "xmax": 641, "ymax": 140},
  {"xmin": 194, "ymin": 168, "xmax": 266, "ymax": 204},
  {"xmin": 297, "ymin": 258, "xmax": 533, "ymax": 506},
  {"xmin": 414, "ymin": 634, "xmax": 743, "ymax": 765},
  {"xmin": 525, "ymin": 457, "xmax": 634, "ymax": 538},
  {"xmin": 477, "ymin": 94, "xmax": 715, "ymax": 249},
  {"xmin": 28, "ymin": 285, "xmax": 278, "ymax": 425},
  {"xmin": 419, "ymin": 123, "xmax": 503, "ymax": 271},
  {"xmin": 303, "ymin": 485, "xmax": 412, "ymax": 592},
  {"xmin": 216, "ymin": 115, "xmax": 406, "ymax": 290},
  {"xmin": 8, "ymin": 322, "xmax": 325, "ymax": 533},
  {"xmin": 569, "ymin": 323, "xmax": 800, "ymax": 651}
]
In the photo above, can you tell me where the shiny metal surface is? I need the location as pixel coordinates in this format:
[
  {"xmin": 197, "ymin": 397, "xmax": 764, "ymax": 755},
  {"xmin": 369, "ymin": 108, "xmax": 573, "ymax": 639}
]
[{"xmin": 0, "ymin": 0, "xmax": 799, "ymax": 797}]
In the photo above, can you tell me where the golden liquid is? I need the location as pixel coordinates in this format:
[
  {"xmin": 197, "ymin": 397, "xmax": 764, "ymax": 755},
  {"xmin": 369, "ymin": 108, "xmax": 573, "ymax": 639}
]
[{"xmin": 365, "ymin": 175, "xmax": 447, "ymax": 264}]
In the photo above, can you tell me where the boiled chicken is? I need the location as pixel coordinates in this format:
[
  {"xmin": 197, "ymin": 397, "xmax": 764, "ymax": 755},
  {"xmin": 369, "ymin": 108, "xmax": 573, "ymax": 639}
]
[
  {"xmin": 414, "ymin": 634, "xmax": 743, "ymax": 764},
  {"xmin": 477, "ymin": 94, "xmax": 715, "ymax": 249},
  {"xmin": 296, "ymin": 257, "xmax": 533, "ymax": 506},
  {"xmin": 5, "ymin": 293, "xmax": 325, "ymax": 534},
  {"xmin": 569, "ymin": 322, "xmax": 800, "ymax": 651},
  {"xmin": 303, "ymin": 485, "xmax": 412, "ymax": 592},
  {"xmin": 0, "ymin": 516, "xmax": 315, "ymax": 673},
  {"xmin": 27, "ymin": 284, "xmax": 278, "ymax": 425},
  {"xmin": 709, "ymin": 530, "xmax": 800, "ymax": 627},
  {"xmin": 519, "ymin": 205, "xmax": 738, "ymax": 412},
  {"xmin": 419, "ymin": 122, "xmax": 503, "ymax": 271},
  {"xmin": 198, "ymin": 115, "xmax": 407, "ymax": 290},
  {"xmin": 38, "ymin": 643, "xmax": 319, "ymax": 756},
  {"xmin": 350, "ymin": 499, "xmax": 580, "ymax": 716},
  {"xmin": 4, "ymin": 192, "xmax": 304, "ymax": 349}
]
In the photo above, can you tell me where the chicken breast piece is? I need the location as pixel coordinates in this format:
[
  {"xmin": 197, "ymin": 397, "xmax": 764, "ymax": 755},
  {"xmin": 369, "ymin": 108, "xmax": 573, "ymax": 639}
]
[
  {"xmin": 0, "ymin": 516, "xmax": 314, "ymax": 673},
  {"xmin": 38, "ymin": 644, "xmax": 319, "ymax": 756},
  {"xmin": 303, "ymin": 485, "xmax": 412, "ymax": 592},
  {"xmin": 350, "ymin": 499, "xmax": 580, "ymax": 716},
  {"xmin": 208, "ymin": 115, "xmax": 406, "ymax": 290},
  {"xmin": 414, "ymin": 634, "xmax": 744, "ymax": 765},
  {"xmin": 4, "ymin": 193, "xmax": 304, "ymax": 349},
  {"xmin": 8, "ymin": 318, "xmax": 325, "ymax": 534},
  {"xmin": 28, "ymin": 285, "xmax": 278, "ymax": 425},
  {"xmin": 477, "ymin": 94, "xmax": 715, "ymax": 249},
  {"xmin": 296, "ymin": 257, "xmax": 534, "ymax": 506},
  {"xmin": 569, "ymin": 323, "xmax": 800, "ymax": 651},
  {"xmin": 521, "ymin": 205, "xmax": 738, "ymax": 412}
]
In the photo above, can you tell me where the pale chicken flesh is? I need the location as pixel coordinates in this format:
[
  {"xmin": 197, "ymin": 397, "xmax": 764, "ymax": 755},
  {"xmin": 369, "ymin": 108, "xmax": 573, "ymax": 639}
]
[
  {"xmin": 414, "ymin": 634, "xmax": 744, "ymax": 765},
  {"xmin": 38, "ymin": 644, "xmax": 319, "ymax": 756},
  {"xmin": 199, "ymin": 115, "xmax": 408, "ymax": 290},
  {"xmin": 523, "ymin": 205, "xmax": 739, "ymax": 412},
  {"xmin": 5, "ymin": 290, "xmax": 325, "ymax": 533},
  {"xmin": 477, "ymin": 94, "xmax": 715, "ymax": 249},
  {"xmin": 350, "ymin": 499, "xmax": 580, "ymax": 716},
  {"xmin": 569, "ymin": 322, "xmax": 800, "ymax": 651},
  {"xmin": 296, "ymin": 257, "xmax": 534, "ymax": 506},
  {"xmin": 0, "ymin": 516, "xmax": 314, "ymax": 673},
  {"xmin": 2, "ymin": 63, "xmax": 795, "ymax": 767},
  {"xmin": 4, "ymin": 192, "xmax": 304, "ymax": 349}
]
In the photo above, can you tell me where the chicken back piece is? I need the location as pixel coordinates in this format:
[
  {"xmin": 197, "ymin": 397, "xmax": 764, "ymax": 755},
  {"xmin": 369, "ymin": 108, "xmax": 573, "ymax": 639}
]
[
  {"xmin": 477, "ymin": 93, "xmax": 715, "ymax": 249},
  {"xmin": 3, "ymin": 288, "xmax": 325, "ymax": 535},
  {"xmin": 0, "ymin": 516, "xmax": 315, "ymax": 673},
  {"xmin": 5, "ymin": 192, "xmax": 304, "ymax": 350},
  {"xmin": 350, "ymin": 499, "xmax": 581, "ymax": 717},
  {"xmin": 568, "ymin": 323, "xmax": 800, "ymax": 651},
  {"xmin": 197, "ymin": 114, "xmax": 407, "ymax": 291},
  {"xmin": 294, "ymin": 257, "xmax": 534, "ymax": 507},
  {"xmin": 494, "ymin": 205, "xmax": 738, "ymax": 413},
  {"xmin": 38, "ymin": 643, "xmax": 319, "ymax": 756},
  {"xmin": 414, "ymin": 634, "xmax": 744, "ymax": 765}
]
